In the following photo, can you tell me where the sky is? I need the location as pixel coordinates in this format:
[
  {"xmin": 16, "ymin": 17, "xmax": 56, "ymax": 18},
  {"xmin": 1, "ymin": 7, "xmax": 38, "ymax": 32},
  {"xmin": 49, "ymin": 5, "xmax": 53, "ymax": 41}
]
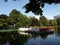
[{"xmin": 0, "ymin": 0, "xmax": 60, "ymax": 19}]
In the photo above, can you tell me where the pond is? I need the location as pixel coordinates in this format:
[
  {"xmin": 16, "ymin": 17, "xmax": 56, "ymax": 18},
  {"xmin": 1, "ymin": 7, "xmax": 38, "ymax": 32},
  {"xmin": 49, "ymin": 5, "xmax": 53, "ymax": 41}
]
[{"xmin": 0, "ymin": 27, "xmax": 60, "ymax": 45}]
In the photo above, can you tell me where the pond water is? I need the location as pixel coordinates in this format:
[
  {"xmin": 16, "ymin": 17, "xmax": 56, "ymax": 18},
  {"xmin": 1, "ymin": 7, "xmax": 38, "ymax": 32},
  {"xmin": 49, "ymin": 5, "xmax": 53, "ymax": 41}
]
[{"xmin": 0, "ymin": 27, "xmax": 60, "ymax": 45}]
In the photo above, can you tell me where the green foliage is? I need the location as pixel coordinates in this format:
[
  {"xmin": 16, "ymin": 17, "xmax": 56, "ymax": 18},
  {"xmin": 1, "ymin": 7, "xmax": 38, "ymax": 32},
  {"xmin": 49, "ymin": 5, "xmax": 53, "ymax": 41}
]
[
  {"xmin": 0, "ymin": 9, "xmax": 59, "ymax": 30},
  {"xmin": 8, "ymin": 9, "xmax": 20, "ymax": 24},
  {"xmin": 39, "ymin": 23, "xmax": 43, "ymax": 27},
  {"xmin": 49, "ymin": 20, "xmax": 54, "ymax": 26},
  {"xmin": 53, "ymin": 20, "xmax": 57, "ymax": 26},
  {"xmin": 15, "ymin": 14, "xmax": 31, "ymax": 27},
  {"xmin": 0, "ymin": 14, "xmax": 8, "ymax": 29},
  {"xmin": 56, "ymin": 18, "xmax": 60, "ymax": 26},
  {"xmin": 30, "ymin": 17, "xmax": 39, "ymax": 26},
  {"xmin": 39, "ymin": 16, "xmax": 49, "ymax": 26},
  {"xmin": 8, "ymin": 9, "xmax": 32, "ymax": 27},
  {"xmin": 0, "ymin": 22, "xmax": 3, "ymax": 27},
  {"xmin": 49, "ymin": 20, "xmax": 57, "ymax": 26}
]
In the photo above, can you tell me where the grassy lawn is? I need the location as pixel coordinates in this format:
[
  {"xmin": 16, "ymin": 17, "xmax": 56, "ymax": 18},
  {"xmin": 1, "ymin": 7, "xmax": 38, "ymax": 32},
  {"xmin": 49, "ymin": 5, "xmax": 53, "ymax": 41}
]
[
  {"xmin": 0, "ymin": 29, "xmax": 25, "ymax": 32},
  {"xmin": 0, "ymin": 29, "xmax": 17, "ymax": 32}
]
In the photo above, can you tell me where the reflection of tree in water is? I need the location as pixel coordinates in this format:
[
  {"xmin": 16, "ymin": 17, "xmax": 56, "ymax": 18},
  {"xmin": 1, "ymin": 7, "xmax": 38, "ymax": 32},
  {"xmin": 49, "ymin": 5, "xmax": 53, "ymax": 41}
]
[
  {"xmin": 55, "ymin": 27, "xmax": 60, "ymax": 36},
  {"xmin": 40, "ymin": 32, "xmax": 54, "ymax": 39},
  {"xmin": 40, "ymin": 33, "xmax": 48, "ymax": 39},
  {"xmin": 29, "ymin": 34, "xmax": 40, "ymax": 39},
  {"xmin": 30, "ymin": 34, "xmax": 48, "ymax": 40},
  {"xmin": 0, "ymin": 32, "xmax": 30, "ymax": 45},
  {"xmin": 27, "ymin": 32, "xmax": 54, "ymax": 40}
]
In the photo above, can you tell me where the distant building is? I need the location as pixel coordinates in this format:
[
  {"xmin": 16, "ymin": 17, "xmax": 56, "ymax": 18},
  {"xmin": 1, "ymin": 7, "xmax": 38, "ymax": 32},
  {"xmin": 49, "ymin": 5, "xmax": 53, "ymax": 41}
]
[{"xmin": 54, "ymin": 15, "xmax": 60, "ymax": 19}]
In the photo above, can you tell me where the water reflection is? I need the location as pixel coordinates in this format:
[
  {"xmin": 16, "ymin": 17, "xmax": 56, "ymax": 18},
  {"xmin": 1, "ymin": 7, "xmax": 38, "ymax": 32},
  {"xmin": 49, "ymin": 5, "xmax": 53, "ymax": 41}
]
[
  {"xmin": 30, "ymin": 32, "xmax": 54, "ymax": 40},
  {"xmin": 55, "ymin": 27, "xmax": 60, "ymax": 36},
  {"xmin": 24, "ymin": 32, "xmax": 55, "ymax": 45},
  {"xmin": 0, "ymin": 32, "xmax": 30, "ymax": 45},
  {"xmin": 1, "ymin": 27, "xmax": 60, "ymax": 45},
  {"xmin": 40, "ymin": 33, "xmax": 48, "ymax": 39},
  {"xmin": 24, "ymin": 28, "xmax": 60, "ymax": 45}
]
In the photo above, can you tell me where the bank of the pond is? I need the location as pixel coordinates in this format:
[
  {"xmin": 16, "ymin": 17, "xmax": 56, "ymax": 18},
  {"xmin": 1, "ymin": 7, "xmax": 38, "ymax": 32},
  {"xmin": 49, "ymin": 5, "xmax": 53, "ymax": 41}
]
[{"xmin": 0, "ymin": 29, "xmax": 21, "ymax": 32}]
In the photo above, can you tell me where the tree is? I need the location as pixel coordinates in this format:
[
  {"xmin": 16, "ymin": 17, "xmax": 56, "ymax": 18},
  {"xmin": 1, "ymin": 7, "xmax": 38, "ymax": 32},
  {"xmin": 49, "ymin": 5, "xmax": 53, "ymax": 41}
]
[
  {"xmin": 49, "ymin": 20, "xmax": 53, "ymax": 26},
  {"xmin": 8, "ymin": 9, "xmax": 32, "ymax": 27},
  {"xmin": 0, "ymin": 14, "xmax": 8, "ymax": 29},
  {"xmin": 8, "ymin": 9, "xmax": 21, "ymax": 28},
  {"xmin": 21, "ymin": 15, "xmax": 32, "ymax": 27},
  {"xmin": 16, "ymin": 15, "xmax": 31, "ymax": 27},
  {"xmin": 49, "ymin": 19, "xmax": 57, "ymax": 26},
  {"xmin": 56, "ymin": 18, "xmax": 60, "ymax": 26},
  {"xmin": 30, "ymin": 17, "xmax": 40, "ymax": 26},
  {"xmin": 39, "ymin": 16, "xmax": 49, "ymax": 26}
]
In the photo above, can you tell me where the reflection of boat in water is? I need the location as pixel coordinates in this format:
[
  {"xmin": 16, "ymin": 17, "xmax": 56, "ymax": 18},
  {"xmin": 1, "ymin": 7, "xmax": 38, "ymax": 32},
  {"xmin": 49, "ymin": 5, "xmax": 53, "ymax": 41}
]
[
  {"xmin": 19, "ymin": 32, "xmax": 31, "ymax": 36},
  {"xmin": 27, "ymin": 30, "xmax": 54, "ymax": 35}
]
